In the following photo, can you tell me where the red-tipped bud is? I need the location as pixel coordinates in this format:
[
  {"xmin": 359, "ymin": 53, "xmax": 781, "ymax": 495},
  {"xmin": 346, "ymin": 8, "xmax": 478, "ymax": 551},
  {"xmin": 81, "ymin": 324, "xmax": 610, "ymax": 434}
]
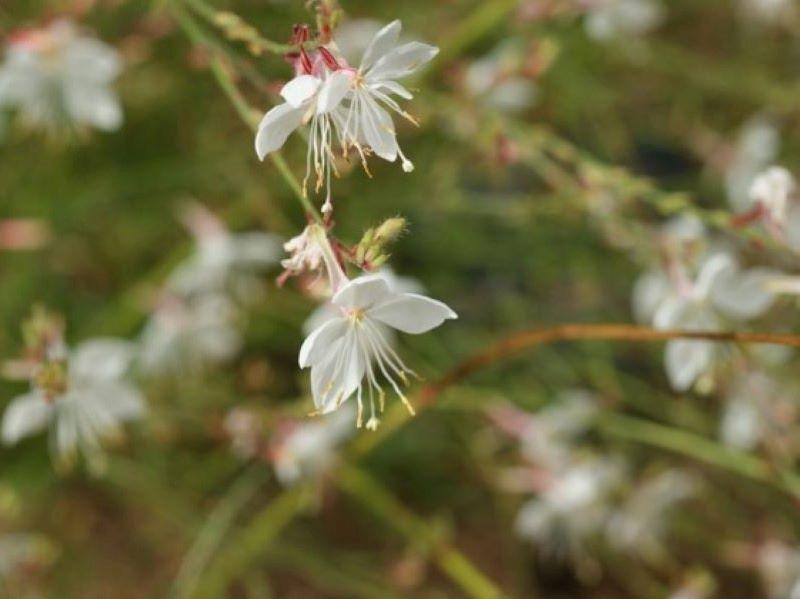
[
  {"xmin": 299, "ymin": 48, "xmax": 314, "ymax": 74},
  {"xmin": 291, "ymin": 24, "xmax": 310, "ymax": 45},
  {"xmin": 318, "ymin": 46, "xmax": 340, "ymax": 71}
]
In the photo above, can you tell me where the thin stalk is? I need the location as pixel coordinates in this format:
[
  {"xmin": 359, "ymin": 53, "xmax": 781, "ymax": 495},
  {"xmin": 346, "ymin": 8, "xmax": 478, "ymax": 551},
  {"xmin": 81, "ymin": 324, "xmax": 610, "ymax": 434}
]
[
  {"xmin": 598, "ymin": 412, "xmax": 800, "ymax": 500},
  {"xmin": 170, "ymin": 2, "xmax": 322, "ymax": 222},
  {"xmin": 181, "ymin": 0, "xmax": 299, "ymax": 55},
  {"xmin": 172, "ymin": 467, "xmax": 268, "ymax": 599},
  {"xmin": 194, "ymin": 484, "xmax": 312, "ymax": 599},
  {"xmin": 350, "ymin": 324, "xmax": 800, "ymax": 458},
  {"xmin": 336, "ymin": 464, "xmax": 506, "ymax": 599}
]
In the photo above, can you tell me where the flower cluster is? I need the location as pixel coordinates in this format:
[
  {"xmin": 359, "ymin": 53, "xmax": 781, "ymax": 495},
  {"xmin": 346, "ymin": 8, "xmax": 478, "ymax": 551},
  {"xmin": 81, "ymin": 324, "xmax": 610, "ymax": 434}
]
[
  {"xmin": 0, "ymin": 19, "xmax": 123, "ymax": 134},
  {"xmin": 255, "ymin": 20, "xmax": 439, "ymax": 207},
  {"xmin": 488, "ymin": 393, "xmax": 695, "ymax": 574}
]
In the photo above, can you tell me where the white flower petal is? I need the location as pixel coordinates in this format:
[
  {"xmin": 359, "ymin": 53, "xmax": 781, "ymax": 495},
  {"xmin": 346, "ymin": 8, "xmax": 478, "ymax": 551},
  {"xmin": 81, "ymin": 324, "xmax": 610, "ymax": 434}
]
[
  {"xmin": 64, "ymin": 85, "xmax": 122, "ymax": 131},
  {"xmin": 695, "ymin": 252, "xmax": 736, "ymax": 299},
  {"xmin": 664, "ymin": 339, "xmax": 713, "ymax": 392},
  {"xmin": 299, "ymin": 317, "xmax": 348, "ymax": 368},
  {"xmin": 70, "ymin": 338, "xmax": 135, "ymax": 383},
  {"xmin": 65, "ymin": 38, "xmax": 121, "ymax": 83},
  {"xmin": 371, "ymin": 80, "xmax": 413, "ymax": 99},
  {"xmin": 1, "ymin": 391, "xmax": 52, "ymax": 445},
  {"xmin": 368, "ymin": 41, "xmax": 439, "ymax": 81},
  {"xmin": 310, "ymin": 331, "xmax": 365, "ymax": 411},
  {"xmin": 653, "ymin": 295, "xmax": 690, "ymax": 330},
  {"xmin": 368, "ymin": 293, "xmax": 457, "ymax": 334},
  {"xmin": 360, "ymin": 20, "xmax": 402, "ymax": 72},
  {"xmin": 255, "ymin": 103, "xmax": 305, "ymax": 160},
  {"xmin": 316, "ymin": 70, "xmax": 353, "ymax": 114},
  {"xmin": 280, "ymin": 74, "xmax": 321, "ymax": 107},
  {"xmin": 359, "ymin": 95, "xmax": 398, "ymax": 161},
  {"xmin": 711, "ymin": 267, "xmax": 778, "ymax": 320},
  {"xmin": 332, "ymin": 274, "xmax": 392, "ymax": 310},
  {"xmin": 632, "ymin": 270, "xmax": 670, "ymax": 324}
]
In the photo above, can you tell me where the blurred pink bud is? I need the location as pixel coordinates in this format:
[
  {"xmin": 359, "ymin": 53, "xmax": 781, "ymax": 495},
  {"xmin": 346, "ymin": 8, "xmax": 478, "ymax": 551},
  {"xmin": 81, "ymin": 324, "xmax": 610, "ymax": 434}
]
[{"xmin": 0, "ymin": 219, "xmax": 51, "ymax": 250}]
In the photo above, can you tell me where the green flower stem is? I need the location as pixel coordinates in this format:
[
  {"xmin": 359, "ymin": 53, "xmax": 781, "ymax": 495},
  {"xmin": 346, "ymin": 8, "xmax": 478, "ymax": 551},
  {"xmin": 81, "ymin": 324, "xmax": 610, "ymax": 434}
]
[
  {"xmin": 172, "ymin": 467, "xmax": 269, "ymax": 599},
  {"xmin": 170, "ymin": 1, "xmax": 322, "ymax": 223},
  {"xmin": 336, "ymin": 464, "xmax": 507, "ymax": 599},
  {"xmin": 193, "ymin": 483, "xmax": 313, "ymax": 599},
  {"xmin": 597, "ymin": 412, "xmax": 800, "ymax": 500}
]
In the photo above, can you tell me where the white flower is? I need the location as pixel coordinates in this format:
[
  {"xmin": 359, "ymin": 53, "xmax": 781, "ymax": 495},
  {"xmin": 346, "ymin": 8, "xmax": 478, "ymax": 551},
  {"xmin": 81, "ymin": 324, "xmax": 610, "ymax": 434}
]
[
  {"xmin": 338, "ymin": 20, "xmax": 439, "ymax": 173},
  {"xmin": 749, "ymin": 166, "xmax": 796, "ymax": 225},
  {"xmin": 607, "ymin": 469, "xmax": 695, "ymax": 558},
  {"xmin": 585, "ymin": 0, "xmax": 665, "ymax": 41},
  {"xmin": 720, "ymin": 371, "xmax": 796, "ymax": 452},
  {"xmin": 298, "ymin": 273, "xmax": 456, "ymax": 428},
  {"xmin": 0, "ymin": 19, "xmax": 122, "ymax": 132},
  {"xmin": 725, "ymin": 116, "xmax": 780, "ymax": 212},
  {"xmin": 168, "ymin": 203, "xmax": 281, "ymax": 300},
  {"xmin": 303, "ymin": 267, "xmax": 424, "ymax": 335},
  {"xmin": 138, "ymin": 294, "xmax": 242, "ymax": 374},
  {"xmin": 1, "ymin": 339, "xmax": 144, "ymax": 464},
  {"xmin": 269, "ymin": 405, "xmax": 355, "ymax": 485},
  {"xmin": 739, "ymin": 0, "xmax": 795, "ymax": 24},
  {"xmin": 515, "ymin": 458, "xmax": 624, "ymax": 560},
  {"xmin": 634, "ymin": 251, "xmax": 778, "ymax": 391},
  {"xmin": 464, "ymin": 41, "xmax": 538, "ymax": 114},
  {"xmin": 280, "ymin": 224, "xmax": 328, "ymax": 277},
  {"xmin": 254, "ymin": 61, "xmax": 353, "ymax": 198}
]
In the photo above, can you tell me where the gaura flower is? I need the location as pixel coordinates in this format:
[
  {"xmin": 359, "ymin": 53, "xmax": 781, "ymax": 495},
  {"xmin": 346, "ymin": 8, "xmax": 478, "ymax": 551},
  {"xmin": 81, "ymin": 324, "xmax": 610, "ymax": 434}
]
[
  {"xmin": 0, "ymin": 19, "xmax": 122, "ymax": 133},
  {"xmin": 725, "ymin": 116, "xmax": 780, "ymax": 212},
  {"xmin": 296, "ymin": 226, "xmax": 456, "ymax": 429},
  {"xmin": 254, "ymin": 59, "xmax": 353, "ymax": 199},
  {"xmin": 634, "ymin": 250, "xmax": 778, "ymax": 391},
  {"xmin": 1, "ymin": 338, "xmax": 144, "ymax": 466},
  {"xmin": 584, "ymin": 0, "xmax": 665, "ymax": 41},
  {"xmin": 138, "ymin": 293, "xmax": 242, "ymax": 375},
  {"xmin": 254, "ymin": 21, "xmax": 438, "ymax": 204},
  {"xmin": 268, "ymin": 405, "xmax": 355, "ymax": 485},
  {"xmin": 741, "ymin": 166, "xmax": 800, "ymax": 249},
  {"xmin": 299, "ymin": 274, "xmax": 457, "ymax": 429},
  {"xmin": 167, "ymin": 203, "xmax": 281, "ymax": 300},
  {"xmin": 337, "ymin": 20, "xmax": 439, "ymax": 173}
]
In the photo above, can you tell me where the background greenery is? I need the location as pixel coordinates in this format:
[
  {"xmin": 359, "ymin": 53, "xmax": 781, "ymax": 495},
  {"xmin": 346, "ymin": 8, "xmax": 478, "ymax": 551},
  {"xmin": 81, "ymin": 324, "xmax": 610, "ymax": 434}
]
[{"xmin": 3, "ymin": 0, "xmax": 800, "ymax": 596}]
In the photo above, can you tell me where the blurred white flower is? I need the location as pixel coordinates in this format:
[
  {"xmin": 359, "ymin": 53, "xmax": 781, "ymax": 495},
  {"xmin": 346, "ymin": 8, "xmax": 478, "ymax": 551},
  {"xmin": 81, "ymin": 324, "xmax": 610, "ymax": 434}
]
[
  {"xmin": 634, "ymin": 250, "xmax": 778, "ymax": 391},
  {"xmin": 224, "ymin": 406, "xmax": 265, "ymax": 461},
  {"xmin": 464, "ymin": 41, "xmax": 538, "ymax": 114},
  {"xmin": 138, "ymin": 294, "xmax": 242, "ymax": 374},
  {"xmin": 337, "ymin": 20, "xmax": 439, "ymax": 173},
  {"xmin": 742, "ymin": 166, "xmax": 800, "ymax": 250},
  {"xmin": 269, "ymin": 405, "xmax": 355, "ymax": 485},
  {"xmin": 725, "ymin": 117, "xmax": 780, "ymax": 212},
  {"xmin": 0, "ymin": 533, "xmax": 54, "ymax": 581},
  {"xmin": 516, "ymin": 457, "xmax": 624, "ymax": 561},
  {"xmin": 739, "ymin": 0, "xmax": 795, "ymax": 24},
  {"xmin": 720, "ymin": 372, "xmax": 797, "ymax": 453},
  {"xmin": 168, "ymin": 203, "xmax": 281, "ymax": 301},
  {"xmin": 490, "ymin": 391, "xmax": 598, "ymax": 471},
  {"xmin": 0, "ymin": 19, "xmax": 122, "ymax": 132},
  {"xmin": 299, "ymin": 273, "xmax": 456, "ymax": 428},
  {"xmin": 585, "ymin": 0, "xmax": 665, "ymax": 40},
  {"xmin": 1, "ymin": 339, "xmax": 144, "ymax": 464},
  {"xmin": 608, "ymin": 469, "xmax": 695, "ymax": 559}
]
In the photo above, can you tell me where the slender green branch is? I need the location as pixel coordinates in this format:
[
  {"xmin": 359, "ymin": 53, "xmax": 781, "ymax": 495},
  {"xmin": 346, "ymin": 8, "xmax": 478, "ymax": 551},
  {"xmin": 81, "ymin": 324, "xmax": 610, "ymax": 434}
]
[
  {"xmin": 170, "ymin": 1, "xmax": 321, "ymax": 222},
  {"xmin": 172, "ymin": 467, "xmax": 268, "ymax": 599},
  {"xmin": 194, "ymin": 484, "xmax": 312, "ymax": 598},
  {"xmin": 598, "ymin": 412, "xmax": 800, "ymax": 500},
  {"xmin": 181, "ymin": 0, "xmax": 299, "ymax": 55},
  {"xmin": 336, "ymin": 464, "xmax": 506, "ymax": 599}
]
